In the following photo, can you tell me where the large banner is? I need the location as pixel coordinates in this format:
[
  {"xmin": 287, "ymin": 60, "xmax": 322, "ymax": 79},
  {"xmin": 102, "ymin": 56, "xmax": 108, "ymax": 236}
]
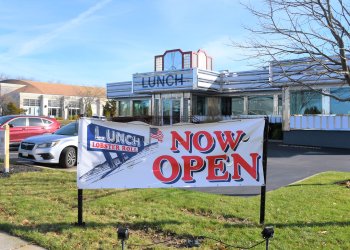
[{"xmin": 77, "ymin": 118, "xmax": 266, "ymax": 189}]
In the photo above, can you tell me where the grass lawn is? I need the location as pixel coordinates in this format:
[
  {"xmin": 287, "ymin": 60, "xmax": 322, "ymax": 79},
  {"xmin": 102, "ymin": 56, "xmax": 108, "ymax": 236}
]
[{"xmin": 0, "ymin": 170, "xmax": 349, "ymax": 249}]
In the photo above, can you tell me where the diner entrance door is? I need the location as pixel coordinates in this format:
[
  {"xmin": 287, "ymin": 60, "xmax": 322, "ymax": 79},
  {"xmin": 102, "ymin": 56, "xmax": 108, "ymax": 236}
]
[{"xmin": 162, "ymin": 99, "xmax": 180, "ymax": 125}]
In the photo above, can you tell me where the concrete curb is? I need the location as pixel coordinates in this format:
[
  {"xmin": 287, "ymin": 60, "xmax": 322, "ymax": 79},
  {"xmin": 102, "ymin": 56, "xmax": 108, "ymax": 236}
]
[{"xmin": 288, "ymin": 172, "xmax": 322, "ymax": 186}]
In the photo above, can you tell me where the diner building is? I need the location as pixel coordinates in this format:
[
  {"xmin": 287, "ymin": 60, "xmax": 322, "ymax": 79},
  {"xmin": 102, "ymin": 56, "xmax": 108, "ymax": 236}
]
[{"xmin": 107, "ymin": 49, "xmax": 350, "ymax": 149}]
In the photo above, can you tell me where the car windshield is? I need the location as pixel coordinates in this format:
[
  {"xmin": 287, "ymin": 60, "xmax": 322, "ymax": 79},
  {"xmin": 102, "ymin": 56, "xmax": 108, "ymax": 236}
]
[
  {"xmin": 0, "ymin": 116, "xmax": 13, "ymax": 125},
  {"xmin": 54, "ymin": 122, "xmax": 78, "ymax": 136}
]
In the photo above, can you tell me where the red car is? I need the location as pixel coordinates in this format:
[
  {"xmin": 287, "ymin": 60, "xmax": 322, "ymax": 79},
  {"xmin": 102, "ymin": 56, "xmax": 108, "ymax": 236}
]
[{"xmin": 0, "ymin": 115, "xmax": 60, "ymax": 145}]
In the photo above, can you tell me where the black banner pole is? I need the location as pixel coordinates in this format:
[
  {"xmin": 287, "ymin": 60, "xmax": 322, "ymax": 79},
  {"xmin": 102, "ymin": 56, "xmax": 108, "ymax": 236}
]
[
  {"xmin": 260, "ymin": 117, "xmax": 269, "ymax": 225},
  {"xmin": 77, "ymin": 189, "xmax": 85, "ymax": 226}
]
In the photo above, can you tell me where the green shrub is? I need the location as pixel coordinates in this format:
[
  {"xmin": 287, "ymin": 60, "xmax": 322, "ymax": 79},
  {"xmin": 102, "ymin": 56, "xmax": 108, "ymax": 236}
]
[{"xmin": 269, "ymin": 123, "xmax": 283, "ymax": 140}]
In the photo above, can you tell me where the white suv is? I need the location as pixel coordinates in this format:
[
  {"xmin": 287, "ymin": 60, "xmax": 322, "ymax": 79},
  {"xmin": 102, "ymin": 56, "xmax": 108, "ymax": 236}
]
[{"xmin": 18, "ymin": 122, "xmax": 78, "ymax": 168}]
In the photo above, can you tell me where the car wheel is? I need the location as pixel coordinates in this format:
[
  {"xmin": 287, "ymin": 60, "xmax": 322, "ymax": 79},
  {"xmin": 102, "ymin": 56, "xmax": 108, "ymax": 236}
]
[{"xmin": 59, "ymin": 147, "xmax": 77, "ymax": 168}]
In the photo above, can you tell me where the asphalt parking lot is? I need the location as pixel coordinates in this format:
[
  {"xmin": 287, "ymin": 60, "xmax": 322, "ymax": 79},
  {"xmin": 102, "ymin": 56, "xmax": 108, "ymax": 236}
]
[
  {"xmin": 10, "ymin": 142, "xmax": 350, "ymax": 195},
  {"xmin": 193, "ymin": 142, "xmax": 350, "ymax": 195}
]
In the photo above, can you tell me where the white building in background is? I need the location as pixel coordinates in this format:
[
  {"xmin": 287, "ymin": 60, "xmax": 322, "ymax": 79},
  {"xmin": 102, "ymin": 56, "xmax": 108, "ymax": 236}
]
[
  {"xmin": 0, "ymin": 79, "xmax": 106, "ymax": 119},
  {"xmin": 106, "ymin": 48, "xmax": 350, "ymax": 149}
]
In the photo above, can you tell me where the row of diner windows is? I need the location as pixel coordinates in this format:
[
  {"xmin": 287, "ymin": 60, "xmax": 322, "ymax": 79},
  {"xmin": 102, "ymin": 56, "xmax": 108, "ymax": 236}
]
[
  {"xmin": 226, "ymin": 89, "xmax": 350, "ymax": 115},
  {"xmin": 117, "ymin": 88, "xmax": 350, "ymax": 117},
  {"xmin": 117, "ymin": 96, "xmax": 282, "ymax": 117}
]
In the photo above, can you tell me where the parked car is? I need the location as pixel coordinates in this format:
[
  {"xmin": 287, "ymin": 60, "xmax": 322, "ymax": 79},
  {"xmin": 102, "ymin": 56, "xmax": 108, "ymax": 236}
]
[
  {"xmin": 18, "ymin": 121, "xmax": 78, "ymax": 168},
  {"xmin": 0, "ymin": 115, "xmax": 60, "ymax": 146}
]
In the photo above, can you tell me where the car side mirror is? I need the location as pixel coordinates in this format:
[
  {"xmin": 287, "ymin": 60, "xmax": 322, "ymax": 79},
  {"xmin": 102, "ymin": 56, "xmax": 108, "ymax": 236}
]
[{"xmin": 8, "ymin": 124, "xmax": 14, "ymax": 128}]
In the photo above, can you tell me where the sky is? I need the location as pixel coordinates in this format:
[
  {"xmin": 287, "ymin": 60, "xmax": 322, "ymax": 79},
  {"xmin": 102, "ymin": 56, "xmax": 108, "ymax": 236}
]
[{"xmin": 0, "ymin": 0, "xmax": 260, "ymax": 87}]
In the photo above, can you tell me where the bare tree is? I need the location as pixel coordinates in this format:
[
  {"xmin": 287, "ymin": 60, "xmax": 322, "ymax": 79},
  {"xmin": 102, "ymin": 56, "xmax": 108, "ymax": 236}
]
[
  {"xmin": 0, "ymin": 73, "xmax": 9, "ymax": 81},
  {"xmin": 77, "ymin": 86, "xmax": 105, "ymax": 116},
  {"xmin": 0, "ymin": 95, "xmax": 9, "ymax": 115},
  {"xmin": 236, "ymin": 0, "xmax": 350, "ymax": 101}
]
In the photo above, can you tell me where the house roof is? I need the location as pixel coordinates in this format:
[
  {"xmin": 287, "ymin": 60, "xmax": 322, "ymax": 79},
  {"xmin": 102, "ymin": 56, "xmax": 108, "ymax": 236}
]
[{"xmin": 0, "ymin": 79, "xmax": 106, "ymax": 97}]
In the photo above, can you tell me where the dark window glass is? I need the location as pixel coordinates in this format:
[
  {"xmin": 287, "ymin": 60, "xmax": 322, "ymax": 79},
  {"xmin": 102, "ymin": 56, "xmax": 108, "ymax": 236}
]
[
  {"xmin": 154, "ymin": 99, "xmax": 159, "ymax": 116},
  {"xmin": 0, "ymin": 116, "xmax": 12, "ymax": 125},
  {"xmin": 42, "ymin": 119, "xmax": 53, "ymax": 125},
  {"xmin": 8, "ymin": 118, "xmax": 26, "ymax": 127},
  {"xmin": 221, "ymin": 97, "xmax": 232, "ymax": 116},
  {"xmin": 278, "ymin": 95, "xmax": 282, "ymax": 115},
  {"xmin": 183, "ymin": 98, "xmax": 189, "ymax": 120},
  {"xmin": 133, "ymin": 100, "xmax": 150, "ymax": 116},
  {"xmin": 48, "ymin": 108, "xmax": 62, "ymax": 117},
  {"xmin": 29, "ymin": 118, "xmax": 43, "ymax": 126},
  {"xmin": 68, "ymin": 108, "xmax": 80, "ymax": 117},
  {"xmin": 54, "ymin": 122, "xmax": 78, "ymax": 136},
  {"xmin": 196, "ymin": 96, "xmax": 206, "ymax": 115}
]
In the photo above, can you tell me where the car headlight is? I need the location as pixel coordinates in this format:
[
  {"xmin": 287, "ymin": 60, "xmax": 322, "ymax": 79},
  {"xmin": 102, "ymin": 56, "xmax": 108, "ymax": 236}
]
[{"xmin": 37, "ymin": 141, "xmax": 59, "ymax": 148}]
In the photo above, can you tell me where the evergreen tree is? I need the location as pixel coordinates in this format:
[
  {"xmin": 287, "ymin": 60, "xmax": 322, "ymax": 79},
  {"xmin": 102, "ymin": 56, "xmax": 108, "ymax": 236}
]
[
  {"xmin": 103, "ymin": 99, "xmax": 116, "ymax": 118},
  {"xmin": 3, "ymin": 102, "xmax": 25, "ymax": 115},
  {"xmin": 86, "ymin": 103, "xmax": 93, "ymax": 117}
]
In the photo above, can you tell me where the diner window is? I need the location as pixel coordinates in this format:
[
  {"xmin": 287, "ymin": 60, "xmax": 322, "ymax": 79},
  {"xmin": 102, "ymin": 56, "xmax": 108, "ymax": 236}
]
[
  {"xmin": 133, "ymin": 100, "xmax": 150, "ymax": 116},
  {"xmin": 154, "ymin": 99, "xmax": 160, "ymax": 116},
  {"xmin": 118, "ymin": 100, "xmax": 130, "ymax": 116},
  {"xmin": 183, "ymin": 98, "xmax": 189, "ymax": 120},
  {"xmin": 278, "ymin": 95, "xmax": 282, "ymax": 115},
  {"xmin": 163, "ymin": 51, "xmax": 182, "ymax": 71},
  {"xmin": 290, "ymin": 90, "xmax": 322, "ymax": 115},
  {"xmin": 183, "ymin": 54, "xmax": 191, "ymax": 69},
  {"xmin": 221, "ymin": 97, "xmax": 232, "ymax": 116},
  {"xmin": 330, "ymin": 87, "xmax": 350, "ymax": 115},
  {"xmin": 155, "ymin": 56, "xmax": 163, "ymax": 71},
  {"xmin": 232, "ymin": 97, "xmax": 244, "ymax": 115},
  {"xmin": 248, "ymin": 96, "xmax": 273, "ymax": 115},
  {"xmin": 195, "ymin": 96, "xmax": 206, "ymax": 115}
]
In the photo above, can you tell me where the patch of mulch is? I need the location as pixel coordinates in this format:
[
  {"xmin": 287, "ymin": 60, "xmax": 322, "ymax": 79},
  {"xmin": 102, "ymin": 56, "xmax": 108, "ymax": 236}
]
[
  {"xmin": 335, "ymin": 180, "xmax": 350, "ymax": 188},
  {"xmin": 0, "ymin": 164, "xmax": 42, "ymax": 177},
  {"xmin": 121, "ymin": 224, "xmax": 195, "ymax": 249},
  {"xmin": 129, "ymin": 230, "xmax": 190, "ymax": 248},
  {"xmin": 180, "ymin": 207, "xmax": 253, "ymax": 225}
]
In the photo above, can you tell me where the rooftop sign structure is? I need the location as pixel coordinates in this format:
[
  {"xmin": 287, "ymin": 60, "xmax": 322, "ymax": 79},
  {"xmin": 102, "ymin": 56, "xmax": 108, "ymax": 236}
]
[
  {"xmin": 133, "ymin": 69, "xmax": 194, "ymax": 93},
  {"xmin": 154, "ymin": 49, "xmax": 212, "ymax": 72},
  {"xmin": 106, "ymin": 48, "xmax": 276, "ymax": 98}
]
